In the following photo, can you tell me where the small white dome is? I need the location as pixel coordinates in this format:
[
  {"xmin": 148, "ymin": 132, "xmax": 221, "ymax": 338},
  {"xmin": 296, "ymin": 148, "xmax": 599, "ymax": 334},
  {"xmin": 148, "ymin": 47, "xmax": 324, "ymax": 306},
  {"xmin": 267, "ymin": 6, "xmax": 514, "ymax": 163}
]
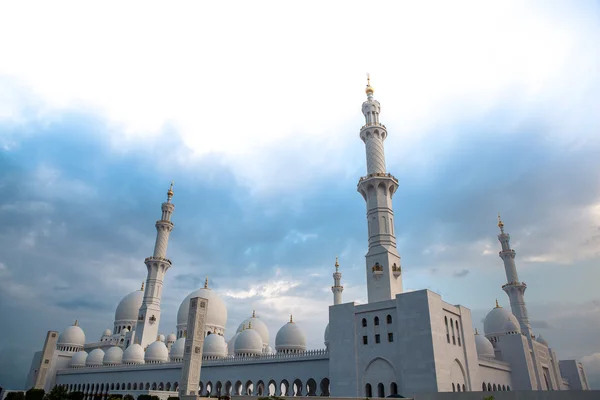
[
  {"xmin": 86, "ymin": 348, "xmax": 105, "ymax": 366},
  {"xmin": 204, "ymin": 334, "xmax": 228, "ymax": 358},
  {"xmin": 483, "ymin": 304, "xmax": 520, "ymax": 337},
  {"xmin": 115, "ymin": 289, "xmax": 144, "ymax": 323},
  {"xmin": 70, "ymin": 350, "xmax": 88, "ymax": 368},
  {"xmin": 58, "ymin": 323, "xmax": 86, "ymax": 347},
  {"xmin": 103, "ymin": 346, "xmax": 123, "ymax": 365},
  {"xmin": 537, "ymin": 334, "xmax": 549, "ymax": 346},
  {"xmin": 120, "ymin": 327, "xmax": 129, "ymax": 336},
  {"xmin": 275, "ymin": 318, "xmax": 306, "ymax": 353},
  {"xmin": 503, "ymin": 318, "xmax": 521, "ymax": 334},
  {"xmin": 263, "ymin": 345, "xmax": 274, "ymax": 355},
  {"xmin": 102, "ymin": 329, "xmax": 112, "ymax": 337},
  {"xmin": 474, "ymin": 331, "xmax": 495, "ymax": 358},
  {"xmin": 177, "ymin": 284, "xmax": 228, "ymax": 335},
  {"xmin": 169, "ymin": 338, "xmax": 186, "ymax": 361},
  {"xmin": 158, "ymin": 334, "xmax": 166, "ymax": 342},
  {"xmin": 122, "ymin": 343, "xmax": 145, "ymax": 364},
  {"xmin": 236, "ymin": 312, "xmax": 270, "ymax": 347},
  {"xmin": 166, "ymin": 333, "xmax": 177, "ymax": 343},
  {"xmin": 145, "ymin": 340, "xmax": 169, "ymax": 363},
  {"xmin": 234, "ymin": 328, "xmax": 263, "ymax": 355},
  {"xmin": 227, "ymin": 332, "xmax": 240, "ymax": 356},
  {"xmin": 324, "ymin": 323, "xmax": 330, "ymax": 348}
]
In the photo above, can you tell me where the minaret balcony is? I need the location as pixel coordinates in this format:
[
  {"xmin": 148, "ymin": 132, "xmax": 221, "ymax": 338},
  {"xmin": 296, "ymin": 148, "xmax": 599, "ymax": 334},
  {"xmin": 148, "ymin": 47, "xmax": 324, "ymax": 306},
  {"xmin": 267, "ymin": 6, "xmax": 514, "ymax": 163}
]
[
  {"xmin": 145, "ymin": 256, "xmax": 172, "ymax": 265},
  {"xmin": 358, "ymin": 172, "xmax": 398, "ymax": 184},
  {"xmin": 360, "ymin": 122, "xmax": 386, "ymax": 130}
]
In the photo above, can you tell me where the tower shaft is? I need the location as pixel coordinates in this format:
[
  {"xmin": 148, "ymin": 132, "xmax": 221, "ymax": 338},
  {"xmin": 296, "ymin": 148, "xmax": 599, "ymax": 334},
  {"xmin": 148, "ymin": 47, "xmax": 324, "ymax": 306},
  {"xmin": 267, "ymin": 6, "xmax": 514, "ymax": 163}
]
[
  {"xmin": 357, "ymin": 79, "xmax": 403, "ymax": 303},
  {"xmin": 497, "ymin": 217, "xmax": 533, "ymax": 337},
  {"xmin": 134, "ymin": 184, "xmax": 175, "ymax": 348}
]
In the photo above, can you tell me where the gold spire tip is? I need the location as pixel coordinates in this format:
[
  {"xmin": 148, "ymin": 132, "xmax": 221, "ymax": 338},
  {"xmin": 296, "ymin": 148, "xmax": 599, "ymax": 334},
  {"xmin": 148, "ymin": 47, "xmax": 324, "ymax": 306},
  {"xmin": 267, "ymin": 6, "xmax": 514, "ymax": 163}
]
[
  {"xmin": 495, "ymin": 299, "xmax": 501, "ymax": 308},
  {"xmin": 365, "ymin": 73, "xmax": 374, "ymax": 95},
  {"xmin": 141, "ymin": 282, "xmax": 145, "ymax": 291},
  {"xmin": 168, "ymin": 180, "xmax": 174, "ymax": 196},
  {"xmin": 290, "ymin": 314, "xmax": 293, "ymax": 323},
  {"xmin": 248, "ymin": 321, "xmax": 252, "ymax": 329},
  {"xmin": 204, "ymin": 276, "xmax": 209, "ymax": 289},
  {"xmin": 498, "ymin": 213, "xmax": 504, "ymax": 229},
  {"xmin": 252, "ymin": 310, "xmax": 256, "ymax": 318},
  {"xmin": 74, "ymin": 319, "xmax": 78, "ymax": 326},
  {"xmin": 335, "ymin": 256, "xmax": 339, "ymax": 268},
  {"xmin": 475, "ymin": 328, "xmax": 479, "ymax": 335}
]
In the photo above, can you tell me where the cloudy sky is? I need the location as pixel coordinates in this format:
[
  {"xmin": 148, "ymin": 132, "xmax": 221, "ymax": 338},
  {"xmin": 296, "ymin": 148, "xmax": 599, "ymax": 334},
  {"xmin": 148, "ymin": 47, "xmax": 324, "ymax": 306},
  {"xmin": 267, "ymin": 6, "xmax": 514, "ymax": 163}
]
[{"xmin": 1, "ymin": 0, "xmax": 600, "ymax": 391}]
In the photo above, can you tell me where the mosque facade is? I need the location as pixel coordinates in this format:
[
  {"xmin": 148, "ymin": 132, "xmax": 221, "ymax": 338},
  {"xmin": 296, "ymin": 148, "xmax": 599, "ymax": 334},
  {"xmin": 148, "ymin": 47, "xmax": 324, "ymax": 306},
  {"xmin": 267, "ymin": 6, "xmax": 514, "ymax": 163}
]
[{"xmin": 23, "ymin": 80, "xmax": 591, "ymax": 399}]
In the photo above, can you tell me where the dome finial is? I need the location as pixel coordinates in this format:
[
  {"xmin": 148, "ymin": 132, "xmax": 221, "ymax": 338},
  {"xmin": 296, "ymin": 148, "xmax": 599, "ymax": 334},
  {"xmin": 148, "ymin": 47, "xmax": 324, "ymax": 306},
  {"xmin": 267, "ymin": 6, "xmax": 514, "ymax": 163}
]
[
  {"xmin": 248, "ymin": 321, "xmax": 252, "ymax": 329},
  {"xmin": 495, "ymin": 299, "xmax": 501, "ymax": 308},
  {"xmin": 167, "ymin": 180, "xmax": 174, "ymax": 202},
  {"xmin": 365, "ymin": 73, "xmax": 374, "ymax": 96},
  {"xmin": 498, "ymin": 213, "xmax": 505, "ymax": 233},
  {"xmin": 335, "ymin": 256, "xmax": 339, "ymax": 271},
  {"xmin": 141, "ymin": 282, "xmax": 144, "ymax": 291},
  {"xmin": 475, "ymin": 327, "xmax": 479, "ymax": 335},
  {"xmin": 74, "ymin": 319, "xmax": 78, "ymax": 326},
  {"xmin": 204, "ymin": 276, "xmax": 209, "ymax": 289},
  {"xmin": 290, "ymin": 314, "xmax": 293, "ymax": 323},
  {"xmin": 252, "ymin": 310, "xmax": 256, "ymax": 318}
]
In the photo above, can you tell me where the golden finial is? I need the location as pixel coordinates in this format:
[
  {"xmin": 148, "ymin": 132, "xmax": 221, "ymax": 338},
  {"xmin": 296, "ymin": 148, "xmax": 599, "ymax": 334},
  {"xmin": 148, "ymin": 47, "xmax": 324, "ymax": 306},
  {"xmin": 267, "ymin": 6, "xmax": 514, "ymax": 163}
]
[
  {"xmin": 365, "ymin": 73, "xmax": 374, "ymax": 95},
  {"xmin": 248, "ymin": 321, "xmax": 252, "ymax": 329},
  {"xmin": 335, "ymin": 256, "xmax": 339, "ymax": 270},
  {"xmin": 290, "ymin": 314, "xmax": 293, "ymax": 323},
  {"xmin": 475, "ymin": 328, "xmax": 479, "ymax": 335},
  {"xmin": 141, "ymin": 282, "xmax": 144, "ymax": 291},
  {"xmin": 157, "ymin": 335, "xmax": 161, "ymax": 341},
  {"xmin": 252, "ymin": 310, "xmax": 256, "ymax": 318},
  {"xmin": 204, "ymin": 276, "xmax": 209, "ymax": 289},
  {"xmin": 74, "ymin": 320, "xmax": 78, "ymax": 326},
  {"xmin": 498, "ymin": 213, "xmax": 505, "ymax": 233},
  {"xmin": 495, "ymin": 299, "xmax": 501, "ymax": 308},
  {"xmin": 241, "ymin": 324, "xmax": 245, "ymax": 331},
  {"xmin": 167, "ymin": 180, "xmax": 174, "ymax": 198}
]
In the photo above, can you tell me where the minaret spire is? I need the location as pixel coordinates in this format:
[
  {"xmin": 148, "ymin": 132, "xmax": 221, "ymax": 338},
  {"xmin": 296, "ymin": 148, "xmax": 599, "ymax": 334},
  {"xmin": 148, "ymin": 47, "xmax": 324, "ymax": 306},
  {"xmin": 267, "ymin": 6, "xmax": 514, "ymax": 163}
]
[
  {"xmin": 134, "ymin": 182, "xmax": 176, "ymax": 348},
  {"xmin": 357, "ymin": 77, "xmax": 403, "ymax": 303},
  {"xmin": 331, "ymin": 256, "xmax": 344, "ymax": 305},
  {"xmin": 497, "ymin": 215, "xmax": 533, "ymax": 337}
]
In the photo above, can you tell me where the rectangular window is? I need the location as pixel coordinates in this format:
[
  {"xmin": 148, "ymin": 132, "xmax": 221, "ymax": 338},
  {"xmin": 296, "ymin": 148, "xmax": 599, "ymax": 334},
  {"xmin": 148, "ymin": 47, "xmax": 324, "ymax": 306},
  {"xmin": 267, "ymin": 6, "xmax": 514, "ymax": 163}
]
[
  {"xmin": 375, "ymin": 334, "xmax": 380, "ymax": 344},
  {"xmin": 388, "ymin": 332, "xmax": 394, "ymax": 342},
  {"xmin": 44, "ymin": 359, "xmax": 49, "ymax": 364},
  {"xmin": 363, "ymin": 336, "xmax": 368, "ymax": 345}
]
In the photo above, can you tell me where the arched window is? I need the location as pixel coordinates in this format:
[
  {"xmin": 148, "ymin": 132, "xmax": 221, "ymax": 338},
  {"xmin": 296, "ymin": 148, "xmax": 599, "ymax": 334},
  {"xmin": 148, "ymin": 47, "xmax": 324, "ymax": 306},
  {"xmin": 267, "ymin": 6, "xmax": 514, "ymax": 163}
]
[
  {"xmin": 487, "ymin": 383, "xmax": 491, "ymax": 391},
  {"xmin": 444, "ymin": 316, "xmax": 450, "ymax": 343},
  {"xmin": 456, "ymin": 320, "xmax": 461, "ymax": 346},
  {"xmin": 482, "ymin": 382, "xmax": 486, "ymax": 391},
  {"xmin": 390, "ymin": 382, "xmax": 398, "ymax": 395},
  {"xmin": 507, "ymin": 386, "xmax": 510, "ymax": 391},
  {"xmin": 452, "ymin": 383, "xmax": 455, "ymax": 392},
  {"xmin": 493, "ymin": 384, "xmax": 497, "ymax": 391},
  {"xmin": 386, "ymin": 314, "xmax": 392, "ymax": 324},
  {"xmin": 365, "ymin": 384, "xmax": 372, "ymax": 397},
  {"xmin": 502, "ymin": 385, "xmax": 506, "ymax": 391},
  {"xmin": 456, "ymin": 383, "xmax": 461, "ymax": 392},
  {"xmin": 374, "ymin": 316, "xmax": 379, "ymax": 326},
  {"xmin": 462, "ymin": 384, "xmax": 466, "ymax": 392},
  {"xmin": 362, "ymin": 318, "xmax": 367, "ymax": 327},
  {"xmin": 377, "ymin": 383, "xmax": 384, "ymax": 398},
  {"xmin": 450, "ymin": 318, "xmax": 456, "ymax": 344}
]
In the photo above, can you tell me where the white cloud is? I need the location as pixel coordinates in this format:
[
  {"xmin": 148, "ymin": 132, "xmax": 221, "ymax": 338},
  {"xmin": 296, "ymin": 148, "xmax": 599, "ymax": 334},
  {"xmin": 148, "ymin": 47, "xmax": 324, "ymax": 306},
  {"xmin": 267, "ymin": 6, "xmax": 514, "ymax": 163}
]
[{"xmin": 580, "ymin": 353, "xmax": 600, "ymax": 389}]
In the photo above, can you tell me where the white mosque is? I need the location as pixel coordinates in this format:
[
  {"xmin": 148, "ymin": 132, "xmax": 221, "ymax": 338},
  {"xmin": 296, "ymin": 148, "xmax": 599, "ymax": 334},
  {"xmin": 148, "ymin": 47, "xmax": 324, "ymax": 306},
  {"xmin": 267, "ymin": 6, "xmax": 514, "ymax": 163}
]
[{"xmin": 23, "ymin": 79, "xmax": 591, "ymax": 399}]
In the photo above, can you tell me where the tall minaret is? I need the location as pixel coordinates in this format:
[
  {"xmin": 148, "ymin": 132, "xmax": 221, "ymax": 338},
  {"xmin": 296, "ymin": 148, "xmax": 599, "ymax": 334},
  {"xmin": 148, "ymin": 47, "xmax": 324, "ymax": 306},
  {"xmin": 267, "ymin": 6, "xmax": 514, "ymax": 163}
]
[
  {"xmin": 497, "ymin": 214, "xmax": 533, "ymax": 337},
  {"xmin": 331, "ymin": 257, "xmax": 343, "ymax": 305},
  {"xmin": 134, "ymin": 182, "xmax": 176, "ymax": 348},
  {"xmin": 357, "ymin": 75, "xmax": 403, "ymax": 303}
]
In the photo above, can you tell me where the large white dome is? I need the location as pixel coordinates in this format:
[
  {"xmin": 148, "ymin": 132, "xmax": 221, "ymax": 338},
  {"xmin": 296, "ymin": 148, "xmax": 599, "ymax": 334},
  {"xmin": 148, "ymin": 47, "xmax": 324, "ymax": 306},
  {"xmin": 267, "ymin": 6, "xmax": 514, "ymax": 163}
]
[
  {"xmin": 170, "ymin": 338, "xmax": 185, "ymax": 361},
  {"xmin": 70, "ymin": 351, "xmax": 88, "ymax": 368},
  {"xmin": 204, "ymin": 334, "xmax": 228, "ymax": 358},
  {"xmin": 58, "ymin": 323, "xmax": 85, "ymax": 347},
  {"xmin": 115, "ymin": 289, "xmax": 144, "ymax": 323},
  {"xmin": 483, "ymin": 303, "xmax": 520, "ymax": 337},
  {"xmin": 234, "ymin": 328, "xmax": 263, "ymax": 356},
  {"xmin": 86, "ymin": 348, "xmax": 105, "ymax": 366},
  {"xmin": 103, "ymin": 346, "xmax": 123, "ymax": 365},
  {"xmin": 275, "ymin": 318, "xmax": 306, "ymax": 353},
  {"xmin": 145, "ymin": 340, "xmax": 169, "ymax": 363},
  {"xmin": 236, "ymin": 312, "xmax": 270, "ymax": 347},
  {"xmin": 122, "ymin": 343, "xmax": 145, "ymax": 364},
  {"xmin": 177, "ymin": 283, "xmax": 228, "ymax": 335},
  {"xmin": 474, "ymin": 330, "xmax": 495, "ymax": 358}
]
